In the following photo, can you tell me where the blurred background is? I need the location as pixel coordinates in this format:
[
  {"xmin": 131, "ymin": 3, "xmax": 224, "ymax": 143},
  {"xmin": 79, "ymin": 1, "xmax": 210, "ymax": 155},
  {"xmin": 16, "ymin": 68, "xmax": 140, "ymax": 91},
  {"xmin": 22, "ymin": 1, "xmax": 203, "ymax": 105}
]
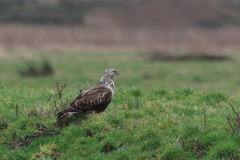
[{"xmin": 1, "ymin": 0, "xmax": 240, "ymax": 93}]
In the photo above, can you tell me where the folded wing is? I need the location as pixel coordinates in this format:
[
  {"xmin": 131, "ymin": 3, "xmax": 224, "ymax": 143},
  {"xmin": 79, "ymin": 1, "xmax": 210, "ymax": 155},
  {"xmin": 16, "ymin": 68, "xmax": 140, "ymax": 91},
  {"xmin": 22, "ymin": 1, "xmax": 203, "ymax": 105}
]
[{"xmin": 57, "ymin": 85, "xmax": 113, "ymax": 120}]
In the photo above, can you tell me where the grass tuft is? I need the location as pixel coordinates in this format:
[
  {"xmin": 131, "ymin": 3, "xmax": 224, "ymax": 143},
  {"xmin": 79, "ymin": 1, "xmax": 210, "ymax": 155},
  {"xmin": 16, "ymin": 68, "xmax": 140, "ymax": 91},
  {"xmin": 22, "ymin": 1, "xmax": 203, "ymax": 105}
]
[
  {"xmin": 210, "ymin": 141, "xmax": 240, "ymax": 160},
  {"xmin": 31, "ymin": 143, "xmax": 57, "ymax": 160}
]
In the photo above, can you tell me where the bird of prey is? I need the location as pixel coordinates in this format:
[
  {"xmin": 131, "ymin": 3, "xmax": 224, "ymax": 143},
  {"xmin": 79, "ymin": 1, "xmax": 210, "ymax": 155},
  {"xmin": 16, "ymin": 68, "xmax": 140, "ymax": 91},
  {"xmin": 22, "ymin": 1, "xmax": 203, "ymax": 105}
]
[{"xmin": 57, "ymin": 68, "xmax": 119, "ymax": 121}]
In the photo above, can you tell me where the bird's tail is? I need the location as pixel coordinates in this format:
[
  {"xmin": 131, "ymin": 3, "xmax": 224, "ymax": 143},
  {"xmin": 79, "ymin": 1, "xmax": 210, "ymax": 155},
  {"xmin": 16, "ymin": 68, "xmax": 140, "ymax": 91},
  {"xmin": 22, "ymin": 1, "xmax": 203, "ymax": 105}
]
[{"xmin": 56, "ymin": 108, "xmax": 78, "ymax": 121}]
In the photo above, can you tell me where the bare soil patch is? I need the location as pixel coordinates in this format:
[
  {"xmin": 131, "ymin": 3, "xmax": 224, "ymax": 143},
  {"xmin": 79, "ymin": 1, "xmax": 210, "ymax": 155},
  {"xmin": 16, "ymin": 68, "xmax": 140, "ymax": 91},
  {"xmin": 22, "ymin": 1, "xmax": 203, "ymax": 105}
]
[{"xmin": 9, "ymin": 129, "xmax": 61, "ymax": 150}]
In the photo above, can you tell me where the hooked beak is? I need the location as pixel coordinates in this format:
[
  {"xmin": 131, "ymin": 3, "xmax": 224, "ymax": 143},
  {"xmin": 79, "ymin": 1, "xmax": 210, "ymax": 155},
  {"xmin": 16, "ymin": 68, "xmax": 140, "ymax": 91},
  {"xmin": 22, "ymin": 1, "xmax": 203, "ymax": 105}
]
[{"xmin": 117, "ymin": 72, "xmax": 119, "ymax": 75}]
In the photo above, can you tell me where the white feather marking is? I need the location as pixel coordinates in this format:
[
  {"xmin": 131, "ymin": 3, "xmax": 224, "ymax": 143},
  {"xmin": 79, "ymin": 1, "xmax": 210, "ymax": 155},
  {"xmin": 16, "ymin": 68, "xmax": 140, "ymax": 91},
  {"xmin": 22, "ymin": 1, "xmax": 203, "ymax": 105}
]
[
  {"xmin": 69, "ymin": 112, "xmax": 75, "ymax": 116},
  {"xmin": 102, "ymin": 92, "xmax": 106, "ymax": 97},
  {"xmin": 82, "ymin": 89, "xmax": 89, "ymax": 96},
  {"xmin": 91, "ymin": 90, "xmax": 98, "ymax": 93},
  {"xmin": 82, "ymin": 87, "xmax": 97, "ymax": 96},
  {"xmin": 106, "ymin": 80, "xmax": 115, "ymax": 98}
]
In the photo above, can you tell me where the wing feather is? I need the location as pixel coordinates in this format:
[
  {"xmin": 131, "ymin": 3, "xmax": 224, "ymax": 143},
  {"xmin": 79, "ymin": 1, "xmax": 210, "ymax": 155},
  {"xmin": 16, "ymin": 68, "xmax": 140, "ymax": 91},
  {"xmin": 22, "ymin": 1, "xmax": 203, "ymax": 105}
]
[{"xmin": 69, "ymin": 85, "xmax": 113, "ymax": 112}]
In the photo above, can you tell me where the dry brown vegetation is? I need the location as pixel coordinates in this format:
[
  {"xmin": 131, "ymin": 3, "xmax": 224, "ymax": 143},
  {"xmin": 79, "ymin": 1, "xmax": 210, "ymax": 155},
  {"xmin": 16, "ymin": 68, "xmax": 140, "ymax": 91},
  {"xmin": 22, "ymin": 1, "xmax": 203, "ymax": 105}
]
[
  {"xmin": 0, "ymin": 0, "xmax": 240, "ymax": 55},
  {"xmin": 0, "ymin": 25, "xmax": 240, "ymax": 55}
]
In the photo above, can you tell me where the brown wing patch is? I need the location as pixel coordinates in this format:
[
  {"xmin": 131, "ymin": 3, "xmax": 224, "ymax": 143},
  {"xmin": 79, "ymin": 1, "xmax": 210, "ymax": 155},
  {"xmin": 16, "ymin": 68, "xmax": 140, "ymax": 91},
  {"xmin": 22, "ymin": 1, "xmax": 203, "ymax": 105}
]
[
  {"xmin": 69, "ymin": 85, "xmax": 113, "ymax": 112},
  {"xmin": 69, "ymin": 94, "xmax": 83, "ymax": 106}
]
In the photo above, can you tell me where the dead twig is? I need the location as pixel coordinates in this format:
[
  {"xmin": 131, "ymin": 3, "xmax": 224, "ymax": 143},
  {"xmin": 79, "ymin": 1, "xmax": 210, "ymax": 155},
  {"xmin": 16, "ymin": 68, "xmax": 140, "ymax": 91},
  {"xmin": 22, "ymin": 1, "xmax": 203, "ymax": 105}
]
[
  {"xmin": 78, "ymin": 83, "xmax": 83, "ymax": 94},
  {"xmin": 57, "ymin": 82, "xmax": 67, "ymax": 93},
  {"xmin": 86, "ymin": 81, "xmax": 90, "ymax": 89},
  {"xmin": 225, "ymin": 102, "xmax": 240, "ymax": 135},
  {"xmin": 47, "ymin": 94, "xmax": 52, "ymax": 102},
  {"xmin": 16, "ymin": 103, "xmax": 18, "ymax": 116},
  {"xmin": 194, "ymin": 137, "xmax": 198, "ymax": 153},
  {"xmin": 47, "ymin": 82, "xmax": 68, "ymax": 114},
  {"xmin": 226, "ymin": 115, "xmax": 235, "ymax": 135},
  {"xmin": 56, "ymin": 82, "xmax": 67, "ymax": 109},
  {"xmin": 53, "ymin": 100, "xmax": 58, "ymax": 114},
  {"xmin": 174, "ymin": 135, "xmax": 181, "ymax": 145},
  {"xmin": 203, "ymin": 102, "xmax": 206, "ymax": 125},
  {"xmin": 229, "ymin": 102, "xmax": 240, "ymax": 119}
]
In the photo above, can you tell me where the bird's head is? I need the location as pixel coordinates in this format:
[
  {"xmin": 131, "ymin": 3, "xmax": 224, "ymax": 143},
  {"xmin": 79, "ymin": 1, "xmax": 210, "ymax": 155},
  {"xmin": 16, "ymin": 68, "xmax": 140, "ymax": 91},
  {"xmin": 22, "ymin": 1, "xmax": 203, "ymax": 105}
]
[{"xmin": 103, "ymin": 68, "xmax": 119, "ymax": 78}]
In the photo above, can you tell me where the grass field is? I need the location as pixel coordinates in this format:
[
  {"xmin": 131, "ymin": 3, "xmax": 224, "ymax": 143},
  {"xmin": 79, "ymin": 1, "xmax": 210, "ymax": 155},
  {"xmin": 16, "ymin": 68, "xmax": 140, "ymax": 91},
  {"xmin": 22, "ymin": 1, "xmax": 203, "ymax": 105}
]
[
  {"xmin": 1, "ymin": 51, "xmax": 240, "ymax": 94},
  {"xmin": 0, "ymin": 83, "xmax": 240, "ymax": 159},
  {"xmin": 1, "ymin": 51, "xmax": 240, "ymax": 159}
]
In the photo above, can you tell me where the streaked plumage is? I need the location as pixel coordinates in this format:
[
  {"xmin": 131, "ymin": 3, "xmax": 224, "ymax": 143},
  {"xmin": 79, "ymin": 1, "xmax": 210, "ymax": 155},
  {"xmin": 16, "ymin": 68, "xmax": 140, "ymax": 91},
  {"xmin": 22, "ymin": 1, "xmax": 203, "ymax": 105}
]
[{"xmin": 57, "ymin": 68, "xmax": 119, "ymax": 121}]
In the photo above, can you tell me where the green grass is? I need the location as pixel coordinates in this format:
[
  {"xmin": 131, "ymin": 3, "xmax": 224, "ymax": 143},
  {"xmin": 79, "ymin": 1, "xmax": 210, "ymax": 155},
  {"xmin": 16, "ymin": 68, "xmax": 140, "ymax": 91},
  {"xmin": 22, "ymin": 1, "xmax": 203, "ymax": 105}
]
[
  {"xmin": 1, "ymin": 51, "xmax": 240, "ymax": 94},
  {"xmin": 1, "ymin": 83, "xmax": 240, "ymax": 159}
]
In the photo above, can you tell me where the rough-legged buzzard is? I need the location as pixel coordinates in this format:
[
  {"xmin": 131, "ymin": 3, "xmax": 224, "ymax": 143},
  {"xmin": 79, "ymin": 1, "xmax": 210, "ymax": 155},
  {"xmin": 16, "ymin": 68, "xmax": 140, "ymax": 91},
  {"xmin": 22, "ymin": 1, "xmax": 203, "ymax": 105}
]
[{"xmin": 57, "ymin": 68, "xmax": 119, "ymax": 121}]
